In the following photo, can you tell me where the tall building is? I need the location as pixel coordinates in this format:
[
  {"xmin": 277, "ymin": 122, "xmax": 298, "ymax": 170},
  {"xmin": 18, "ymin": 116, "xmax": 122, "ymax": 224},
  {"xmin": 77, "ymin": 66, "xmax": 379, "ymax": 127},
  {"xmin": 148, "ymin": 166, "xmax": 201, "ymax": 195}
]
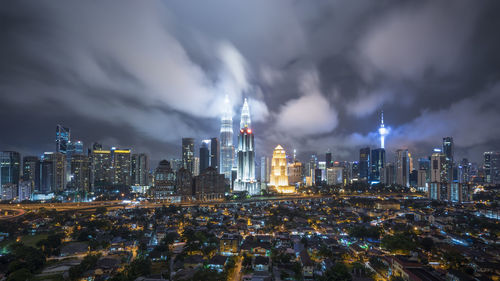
[
  {"xmin": 182, "ymin": 138, "xmax": 195, "ymax": 174},
  {"xmin": 199, "ymin": 140, "xmax": 210, "ymax": 173},
  {"xmin": 23, "ymin": 156, "xmax": 39, "ymax": 188},
  {"xmin": 325, "ymin": 152, "xmax": 332, "ymax": 168},
  {"xmin": 220, "ymin": 96, "xmax": 235, "ymax": 180},
  {"xmin": 378, "ymin": 111, "xmax": 388, "ymax": 149},
  {"xmin": 370, "ymin": 148, "xmax": 385, "ymax": 183},
  {"xmin": 382, "ymin": 162, "xmax": 395, "ymax": 185},
  {"xmin": 269, "ymin": 145, "xmax": 294, "ymax": 193},
  {"xmin": 210, "ymin": 137, "xmax": 219, "ymax": 172},
  {"xmin": 484, "ymin": 151, "xmax": 500, "ymax": 184},
  {"xmin": 260, "ymin": 156, "xmax": 270, "ymax": 184},
  {"xmin": 193, "ymin": 157, "xmax": 200, "ymax": 176},
  {"xmin": 429, "ymin": 150, "xmax": 447, "ymax": 200},
  {"xmin": 131, "ymin": 153, "xmax": 148, "ymax": 186},
  {"xmin": 326, "ymin": 166, "xmax": 343, "ymax": 186},
  {"xmin": 395, "ymin": 149, "xmax": 409, "ymax": 187},
  {"xmin": 442, "ymin": 137, "xmax": 454, "ymax": 183},
  {"xmin": 359, "ymin": 147, "xmax": 370, "ymax": 181},
  {"xmin": 91, "ymin": 149, "xmax": 113, "ymax": 190},
  {"xmin": 69, "ymin": 154, "xmax": 90, "ymax": 192},
  {"xmin": 152, "ymin": 160, "xmax": 175, "ymax": 199},
  {"xmin": 194, "ymin": 167, "xmax": 225, "ymax": 201},
  {"xmin": 0, "ymin": 151, "xmax": 21, "ymax": 197},
  {"xmin": 56, "ymin": 125, "xmax": 71, "ymax": 154},
  {"xmin": 351, "ymin": 161, "xmax": 360, "ymax": 182},
  {"xmin": 234, "ymin": 99, "xmax": 258, "ymax": 195},
  {"xmin": 38, "ymin": 159, "xmax": 54, "ymax": 194},
  {"xmin": 112, "ymin": 148, "xmax": 131, "ymax": 186},
  {"xmin": 42, "ymin": 152, "xmax": 66, "ymax": 192},
  {"xmin": 288, "ymin": 161, "xmax": 303, "ymax": 186},
  {"xmin": 176, "ymin": 167, "xmax": 193, "ymax": 200}
]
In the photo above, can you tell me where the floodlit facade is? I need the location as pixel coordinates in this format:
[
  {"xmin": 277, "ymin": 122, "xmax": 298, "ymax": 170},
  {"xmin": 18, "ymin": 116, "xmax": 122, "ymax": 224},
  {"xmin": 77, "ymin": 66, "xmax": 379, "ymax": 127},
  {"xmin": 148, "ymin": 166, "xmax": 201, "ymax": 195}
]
[
  {"xmin": 234, "ymin": 99, "xmax": 259, "ymax": 195},
  {"xmin": 269, "ymin": 145, "xmax": 295, "ymax": 193},
  {"xmin": 220, "ymin": 96, "xmax": 235, "ymax": 180}
]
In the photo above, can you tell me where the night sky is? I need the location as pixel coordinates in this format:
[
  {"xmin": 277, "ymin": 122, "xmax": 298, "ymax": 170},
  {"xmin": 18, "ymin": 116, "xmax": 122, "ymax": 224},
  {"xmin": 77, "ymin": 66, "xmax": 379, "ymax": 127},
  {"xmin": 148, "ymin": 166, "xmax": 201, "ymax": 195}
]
[{"xmin": 1, "ymin": 1, "xmax": 500, "ymax": 165}]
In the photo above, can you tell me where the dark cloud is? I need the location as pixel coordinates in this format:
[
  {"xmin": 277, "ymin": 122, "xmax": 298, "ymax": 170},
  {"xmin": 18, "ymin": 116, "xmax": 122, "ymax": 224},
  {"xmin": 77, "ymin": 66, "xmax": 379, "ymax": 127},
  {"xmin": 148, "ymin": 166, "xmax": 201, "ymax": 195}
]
[{"xmin": 1, "ymin": 0, "xmax": 500, "ymax": 165}]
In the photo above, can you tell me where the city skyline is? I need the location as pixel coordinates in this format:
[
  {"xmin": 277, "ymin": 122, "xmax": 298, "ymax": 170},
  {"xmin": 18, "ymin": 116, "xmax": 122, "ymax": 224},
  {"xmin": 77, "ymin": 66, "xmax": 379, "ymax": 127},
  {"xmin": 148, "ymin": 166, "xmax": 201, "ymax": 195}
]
[{"xmin": 1, "ymin": 1, "xmax": 500, "ymax": 164}]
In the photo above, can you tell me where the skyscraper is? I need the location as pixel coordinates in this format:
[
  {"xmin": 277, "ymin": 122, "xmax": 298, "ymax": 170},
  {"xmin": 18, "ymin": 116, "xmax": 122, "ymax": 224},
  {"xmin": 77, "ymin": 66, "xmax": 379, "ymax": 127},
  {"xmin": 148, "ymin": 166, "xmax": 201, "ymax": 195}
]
[
  {"xmin": 0, "ymin": 151, "xmax": 21, "ymax": 196},
  {"xmin": 370, "ymin": 148, "xmax": 385, "ymax": 183},
  {"xmin": 42, "ymin": 152, "xmax": 66, "ymax": 192},
  {"xmin": 395, "ymin": 149, "xmax": 409, "ymax": 187},
  {"xmin": 131, "ymin": 153, "xmax": 149, "ymax": 186},
  {"xmin": 234, "ymin": 99, "xmax": 258, "ymax": 195},
  {"xmin": 210, "ymin": 137, "xmax": 219, "ymax": 172},
  {"xmin": 153, "ymin": 160, "xmax": 176, "ymax": 199},
  {"xmin": 112, "ymin": 148, "xmax": 131, "ymax": 186},
  {"xmin": 23, "ymin": 156, "xmax": 39, "ymax": 188},
  {"xmin": 56, "ymin": 125, "xmax": 70, "ymax": 154},
  {"xmin": 325, "ymin": 152, "xmax": 332, "ymax": 168},
  {"xmin": 359, "ymin": 147, "xmax": 370, "ymax": 181},
  {"xmin": 182, "ymin": 138, "xmax": 195, "ymax": 174},
  {"xmin": 442, "ymin": 137, "xmax": 454, "ymax": 183},
  {"xmin": 269, "ymin": 145, "xmax": 294, "ymax": 193},
  {"xmin": 220, "ymin": 96, "xmax": 235, "ymax": 180},
  {"xmin": 484, "ymin": 151, "xmax": 500, "ymax": 184},
  {"xmin": 69, "ymin": 154, "xmax": 90, "ymax": 193},
  {"xmin": 199, "ymin": 140, "xmax": 210, "ymax": 173}
]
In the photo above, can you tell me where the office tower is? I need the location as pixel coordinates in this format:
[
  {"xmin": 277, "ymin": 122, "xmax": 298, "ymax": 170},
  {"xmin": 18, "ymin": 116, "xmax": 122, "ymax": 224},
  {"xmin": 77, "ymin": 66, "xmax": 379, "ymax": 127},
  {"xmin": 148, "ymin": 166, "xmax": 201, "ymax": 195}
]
[
  {"xmin": 112, "ymin": 148, "xmax": 131, "ymax": 186},
  {"xmin": 69, "ymin": 154, "xmax": 90, "ymax": 192},
  {"xmin": 176, "ymin": 167, "xmax": 194, "ymax": 200},
  {"xmin": 370, "ymin": 148, "xmax": 385, "ymax": 183},
  {"xmin": 182, "ymin": 138, "xmax": 195, "ymax": 174},
  {"xmin": 170, "ymin": 158, "xmax": 183, "ymax": 172},
  {"xmin": 484, "ymin": 151, "xmax": 500, "ymax": 184},
  {"xmin": 153, "ymin": 160, "xmax": 175, "ymax": 199},
  {"xmin": 307, "ymin": 154, "xmax": 318, "ymax": 177},
  {"xmin": 23, "ymin": 156, "xmax": 39, "ymax": 188},
  {"xmin": 56, "ymin": 125, "xmax": 71, "ymax": 154},
  {"xmin": 351, "ymin": 161, "xmax": 359, "ymax": 181},
  {"xmin": 43, "ymin": 152, "xmax": 66, "ymax": 192},
  {"xmin": 92, "ymin": 142, "xmax": 103, "ymax": 151},
  {"xmin": 220, "ymin": 95, "xmax": 235, "ymax": 180},
  {"xmin": 314, "ymin": 168, "xmax": 323, "ymax": 186},
  {"xmin": 429, "ymin": 149, "xmax": 447, "ymax": 200},
  {"xmin": 210, "ymin": 137, "xmax": 219, "ymax": 172},
  {"xmin": 417, "ymin": 169, "xmax": 427, "ymax": 190},
  {"xmin": 288, "ymin": 161, "xmax": 303, "ymax": 186},
  {"xmin": 326, "ymin": 166, "xmax": 343, "ymax": 186},
  {"xmin": 199, "ymin": 140, "xmax": 210, "ymax": 173},
  {"xmin": 442, "ymin": 137, "xmax": 454, "ymax": 182},
  {"xmin": 0, "ymin": 151, "xmax": 21, "ymax": 197},
  {"xmin": 194, "ymin": 167, "xmax": 226, "ymax": 201},
  {"xmin": 458, "ymin": 158, "xmax": 470, "ymax": 184},
  {"xmin": 131, "ymin": 153, "xmax": 148, "ymax": 186},
  {"xmin": 269, "ymin": 145, "xmax": 294, "ymax": 193},
  {"xmin": 395, "ymin": 149, "xmax": 409, "ymax": 187},
  {"xmin": 91, "ymin": 149, "xmax": 113, "ymax": 190},
  {"xmin": 383, "ymin": 162, "xmax": 395, "ymax": 185},
  {"xmin": 318, "ymin": 161, "xmax": 326, "ymax": 181},
  {"xmin": 18, "ymin": 180, "xmax": 31, "ymax": 201},
  {"xmin": 359, "ymin": 147, "xmax": 370, "ymax": 181},
  {"xmin": 409, "ymin": 170, "xmax": 418, "ymax": 187},
  {"xmin": 260, "ymin": 156, "xmax": 270, "ymax": 184},
  {"xmin": 378, "ymin": 111, "xmax": 388, "ymax": 149},
  {"xmin": 325, "ymin": 152, "xmax": 332, "ymax": 168},
  {"xmin": 234, "ymin": 98, "xmax": 258, "ymax": 195}
]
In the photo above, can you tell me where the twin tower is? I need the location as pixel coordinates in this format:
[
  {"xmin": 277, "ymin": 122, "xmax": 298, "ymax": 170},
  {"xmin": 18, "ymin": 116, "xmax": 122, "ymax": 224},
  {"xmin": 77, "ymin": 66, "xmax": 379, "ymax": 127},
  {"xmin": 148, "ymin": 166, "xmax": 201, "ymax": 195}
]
[{"xmin": 220, "ymin": 97, "xmax": 259, "ymax": 195}]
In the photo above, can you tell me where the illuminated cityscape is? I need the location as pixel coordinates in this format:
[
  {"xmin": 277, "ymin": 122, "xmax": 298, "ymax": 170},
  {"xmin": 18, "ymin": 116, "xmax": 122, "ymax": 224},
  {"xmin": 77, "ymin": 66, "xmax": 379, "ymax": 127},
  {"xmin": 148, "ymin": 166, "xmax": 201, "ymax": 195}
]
[{"xmin": 1, "ymin": 2, "xmax": 500, "ymax": 281}]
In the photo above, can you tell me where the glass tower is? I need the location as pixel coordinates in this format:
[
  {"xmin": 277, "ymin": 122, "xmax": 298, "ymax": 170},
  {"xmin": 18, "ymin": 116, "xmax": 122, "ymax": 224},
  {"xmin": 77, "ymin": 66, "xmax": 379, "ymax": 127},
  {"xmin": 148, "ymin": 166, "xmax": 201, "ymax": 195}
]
[{"xmin": 220, "ymin": 95, "xmax": 235, "ymax": 180}]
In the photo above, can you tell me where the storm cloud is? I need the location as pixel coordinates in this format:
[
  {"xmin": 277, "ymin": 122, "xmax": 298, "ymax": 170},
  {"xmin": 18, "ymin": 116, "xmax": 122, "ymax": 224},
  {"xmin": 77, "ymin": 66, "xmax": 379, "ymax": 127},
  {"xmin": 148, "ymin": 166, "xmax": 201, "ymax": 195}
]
[{"xmin": 1, "ymin": 0, "xmax": 500, "ymax": 165}]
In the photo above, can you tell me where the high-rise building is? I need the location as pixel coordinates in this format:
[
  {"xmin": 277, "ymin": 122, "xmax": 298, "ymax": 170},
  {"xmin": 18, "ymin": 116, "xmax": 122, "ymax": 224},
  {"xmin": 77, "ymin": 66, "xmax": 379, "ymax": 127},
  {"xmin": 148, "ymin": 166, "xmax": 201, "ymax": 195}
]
[
  {"xmin": 370, "ymin": 148, "xmax": 385, "ymax": 183},
  {"xmin": 152, "ymin": 160, "xmax": 176, "ymax": 199},
  {"xmin": 18, "ymin": 180, "xmax": 31, "ymax": 201},
  {"xmin": 194, "ymin": 167, "xmax": 226, "ymax": 201},
  {"xmin": 182, "ymin": 138, "xmax": 195, "ymax": 174},
  {"xmin": 395, "ymin": 149, "xmax": 409, "ymax": 187},
  {"xmin": 56, "ymin": 125, "xmax": 71, "ymax": 154},
  {"xmin": 351, "ymin": 161, "xmax": 360, "ymax": 182},
  {"xmin": 210, "ymin": 137, "xmax": 219, "ymax": 172},
  {"xmin": 429, "ymin": 149, "xmax": 448, "ymax": 201},
  {"xmin": 326, "ymin": 166, "xmax": 343, "ymax": 186},
  {"xmin": 442, "ymin": 137, "xmax": 454, "ymax": 183},
  {"xmin": 288, "ymin": 161, "xmax": 303, "ymax": 186},
  {"xmin": 91, "ymin": 149, "xmax": 113, "ymax": 190},
  {"xmin": 359, "ymin": 147, "xmax": 370, "ymax": 181},
  {"xmin": 0, "ymin": 151, "xmax": 21, "ymax": 197},
  {"xmin": 325, "ymin": 152, "xmax": 332, "ymax": 168},
  {"xmin": 131, "ymin": 153, "xmax": 149, "ymax": 186},
  {"xmin": 382, "ymin": 162, "xmax": 395, "ymax": 185},
  {"xmin": 42, "ymin": 152, "xmax": 66, "ymax": 192},
  {"xmin": 193, "ymin": 157, "xmax": 200, "ymax": 176},
  {"xmin": 260, "ymin": 156, "xmax": 270, "ymax": 184},
  {"xmin": 269, "ymin": 145, "xmax": 294, "ymax": 193},
  {"xmin": 234, "ymin": 99, "xmax": 258, "ymax": 195},
  {"xmin": 176, "ymin": 167, "xmax": 193, "ymax": 200},
  {"xmin": 38, "ymin": 159, "xmax": 54, "ymax": 194},
  {"xmin": 484, "ymin": 151, "xmax": 500, "ymax": 184},
  {"xmin": 112, "ymin": 148, "xmax": 131, "ymax": 186},
  {"xmin": 220, "ymin": 96, "xmax": 235, "ymax": 180},
  {"xmin": 69, "ymin": 154, "xmax": 90, "ymax": 192},
  {"xmin": 22, "ymin": 156, "xmax": 39, "ymax": 188},
  {"xmin": 199, "ymin": 140, "xmax": 210, "ymax": 173}
]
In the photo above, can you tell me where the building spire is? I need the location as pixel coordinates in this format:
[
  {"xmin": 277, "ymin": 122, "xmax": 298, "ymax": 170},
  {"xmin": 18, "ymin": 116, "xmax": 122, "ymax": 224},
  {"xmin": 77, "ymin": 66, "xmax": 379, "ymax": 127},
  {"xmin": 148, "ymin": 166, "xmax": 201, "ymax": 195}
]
[
  {"xmin": 240, "ymin": 98, "xmax": 251, "ymax": 129},
  {"xmin": 378, "ymin": 110, "xmax": 388, "ymax": 149}
]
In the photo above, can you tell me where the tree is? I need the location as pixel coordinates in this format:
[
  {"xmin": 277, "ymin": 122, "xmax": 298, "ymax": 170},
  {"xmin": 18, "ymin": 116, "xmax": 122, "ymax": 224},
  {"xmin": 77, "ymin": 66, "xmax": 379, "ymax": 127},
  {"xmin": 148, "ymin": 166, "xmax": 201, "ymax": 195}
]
[
  {"xmin": 317, "ymin": 263, "xmax": 352, "ymax": 281},
  {"xmin": 6, "ymin": 268, "xmax": 32, "ymax": 281}
]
